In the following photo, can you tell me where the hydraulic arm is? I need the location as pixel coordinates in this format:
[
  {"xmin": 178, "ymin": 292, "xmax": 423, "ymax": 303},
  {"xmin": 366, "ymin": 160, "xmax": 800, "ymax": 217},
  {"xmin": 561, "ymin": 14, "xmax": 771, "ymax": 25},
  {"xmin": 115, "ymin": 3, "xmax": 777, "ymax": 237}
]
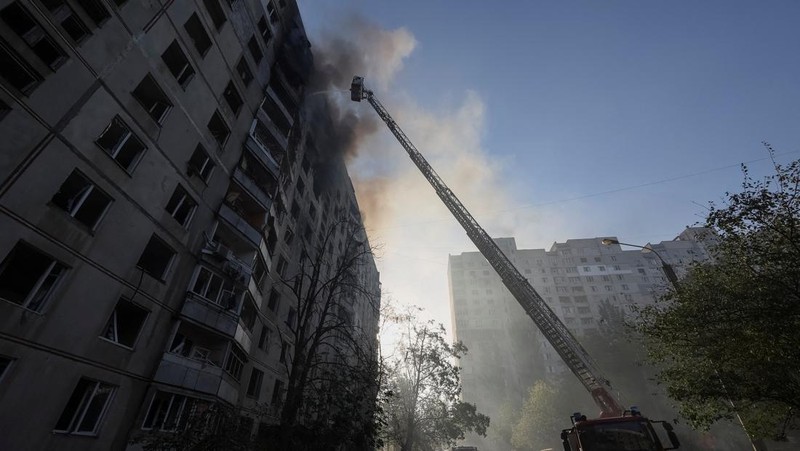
[{"xmin": 350, "ymin": 76, "xmax": 623, "ymax": 416}]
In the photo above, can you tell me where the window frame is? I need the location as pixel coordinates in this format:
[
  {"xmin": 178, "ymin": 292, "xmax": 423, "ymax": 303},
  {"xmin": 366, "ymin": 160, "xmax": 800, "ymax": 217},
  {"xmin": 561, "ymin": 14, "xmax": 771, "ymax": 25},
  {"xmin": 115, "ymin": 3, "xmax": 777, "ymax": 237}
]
[
  {"xmin": 100, "ymin": 298, "xmax": 149, "ymax": 349},
  {"xmin": 53, "ymin": 378, "xmax": 116, "ymax": 436},
  {"xmin": 160, "ymin": 40, "xmax": 195, "ymax": 89},
  {"xmin": 187, "ymin": 144, "xmax": 215, "ymax": 182},
  {"xmin": 246, "ymin": 367, "xmax": 264, "ymax": 398},
  {"xmin": 131, "ymin": 74, "xmax": 173, "ymax": 125},
  {"xmin": 136, "ymin": 235, "xmax": 176, "ymax": 281},
  {"xmin": 165, "ymin": 184, "xmax": 197, "ymax": 228},
  {"xmin": 95, "ymin": 115, "xmax": 147, "ymax": 173},
  {"xmin": 51, "ymin": 170, "xmax": 113, "ymax": 230},
  {"xmin": 0, "ymin": 242, "xmax": 67, "ymax": 312}
]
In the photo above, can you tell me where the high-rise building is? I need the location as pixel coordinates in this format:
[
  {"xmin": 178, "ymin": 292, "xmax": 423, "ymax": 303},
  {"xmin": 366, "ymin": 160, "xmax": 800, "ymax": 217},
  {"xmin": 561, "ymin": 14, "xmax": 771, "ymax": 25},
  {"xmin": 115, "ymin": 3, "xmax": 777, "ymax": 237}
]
[
  {"xmin": 447, "ymin": 228, "xmax": 714, "ymax": 447},
  {"xmin": 0, "ymin": 1, "xmax": 379, "ymax": 449}
]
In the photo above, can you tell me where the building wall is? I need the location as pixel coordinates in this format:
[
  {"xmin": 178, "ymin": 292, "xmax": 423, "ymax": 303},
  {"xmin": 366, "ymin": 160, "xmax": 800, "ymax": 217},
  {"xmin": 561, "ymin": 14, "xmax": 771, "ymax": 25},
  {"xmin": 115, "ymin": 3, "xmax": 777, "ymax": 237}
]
[{"xmin": 0, "ymin": 0, "xmax": 379, "ymax": 449}]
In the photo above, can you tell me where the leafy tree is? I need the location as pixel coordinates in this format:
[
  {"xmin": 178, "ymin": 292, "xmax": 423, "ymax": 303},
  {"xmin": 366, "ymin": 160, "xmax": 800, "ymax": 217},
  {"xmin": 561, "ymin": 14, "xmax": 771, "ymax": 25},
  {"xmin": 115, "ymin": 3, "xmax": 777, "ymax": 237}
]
[
  {"xmin": 488, "ymin": 400, "xmax": 519, "ymax": 450},
  {"xmin": 382, "ymin": 318, "xmax": 490, "ymax": 451},
  {"xmin": 637, "ymin": 149, "xmax": 800, "ymax": 440}
]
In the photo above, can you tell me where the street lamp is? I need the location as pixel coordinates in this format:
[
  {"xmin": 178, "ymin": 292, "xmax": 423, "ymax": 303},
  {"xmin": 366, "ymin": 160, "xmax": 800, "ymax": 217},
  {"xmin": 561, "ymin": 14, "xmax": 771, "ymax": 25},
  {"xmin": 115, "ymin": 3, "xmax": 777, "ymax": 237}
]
[{"xmin": 600, "ymin": 238, "xmax": 679, "ymax": 289}]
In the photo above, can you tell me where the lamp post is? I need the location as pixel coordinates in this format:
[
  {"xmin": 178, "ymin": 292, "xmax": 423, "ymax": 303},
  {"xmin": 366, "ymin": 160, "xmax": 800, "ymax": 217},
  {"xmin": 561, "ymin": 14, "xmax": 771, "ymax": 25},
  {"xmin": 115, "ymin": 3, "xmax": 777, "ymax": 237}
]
[{"xmin": 600, "ymin": 238, "xmax": 679, "ymax": 289}]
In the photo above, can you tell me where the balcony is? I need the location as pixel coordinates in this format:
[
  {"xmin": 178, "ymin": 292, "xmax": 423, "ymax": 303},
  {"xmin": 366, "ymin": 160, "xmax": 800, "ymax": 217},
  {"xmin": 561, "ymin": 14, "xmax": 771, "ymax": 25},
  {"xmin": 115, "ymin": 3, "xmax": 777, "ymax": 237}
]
[
  {"xmin": 181, "ymin": 292, "xmax": 239, "ymax": 337},
  {"xmin": 233, "ymin": 167, "xmax": 273, "ymax": 211},
  {"xmin": 250, "ymin": 116, "xmax": 288, "ymax": 164},
  {"xmin": 244, "ymin": 135, "xmax": 280, "ymax": 179},
  {"xmin": 154, "ymin": 323, "xmax": 240, "ymax": 404},
  {"xmin": 218, "ymin": 203, "xmax": 262, "ymax": 247}
]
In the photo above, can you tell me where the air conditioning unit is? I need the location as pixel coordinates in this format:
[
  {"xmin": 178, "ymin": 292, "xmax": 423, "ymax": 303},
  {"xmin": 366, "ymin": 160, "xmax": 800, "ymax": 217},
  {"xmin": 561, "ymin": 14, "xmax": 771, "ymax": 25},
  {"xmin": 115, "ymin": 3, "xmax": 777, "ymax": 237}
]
[{"xmin": 212, "ymin": 241, "xmax": 234, "ymax": 261}]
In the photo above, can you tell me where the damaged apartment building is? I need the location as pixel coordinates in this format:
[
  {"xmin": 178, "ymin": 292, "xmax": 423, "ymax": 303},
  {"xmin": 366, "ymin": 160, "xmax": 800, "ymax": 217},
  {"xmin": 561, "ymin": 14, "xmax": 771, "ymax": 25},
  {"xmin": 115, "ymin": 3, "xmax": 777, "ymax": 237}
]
[{"xmin": 0, "ymin": 0, "xmax": 380, "ymax": 449}]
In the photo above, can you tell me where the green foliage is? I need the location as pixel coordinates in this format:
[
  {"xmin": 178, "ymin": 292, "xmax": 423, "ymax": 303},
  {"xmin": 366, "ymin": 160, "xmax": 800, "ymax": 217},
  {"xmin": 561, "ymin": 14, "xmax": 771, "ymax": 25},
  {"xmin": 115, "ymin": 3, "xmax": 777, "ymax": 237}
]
[
  {"xmin": 382, "ymin": 318, "xmax": 490, "ymax": 451},
  {"xmin": 511, "ymin": 381, "xmax": 562, "ymax": 451},
  {"xmin": 637, "ymin": 149, "xmax": 800, "ymax": 440}
]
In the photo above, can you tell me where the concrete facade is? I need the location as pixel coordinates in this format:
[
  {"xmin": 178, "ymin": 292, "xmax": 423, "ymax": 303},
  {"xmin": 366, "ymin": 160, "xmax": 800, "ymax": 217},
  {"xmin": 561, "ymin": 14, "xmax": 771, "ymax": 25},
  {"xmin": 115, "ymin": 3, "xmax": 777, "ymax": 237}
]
[
  {"xmin": 0, "ymin": 0, "xmax": 379, "ymax": 449},
  {"xmin": 447, "ymin": 228, "xmax": 714, "ymax": 447}
]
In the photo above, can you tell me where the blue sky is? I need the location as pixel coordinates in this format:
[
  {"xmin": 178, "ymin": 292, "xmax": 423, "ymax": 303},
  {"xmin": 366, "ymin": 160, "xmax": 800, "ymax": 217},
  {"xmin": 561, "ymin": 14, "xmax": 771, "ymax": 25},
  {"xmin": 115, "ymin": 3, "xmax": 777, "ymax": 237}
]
[{"xmin": 297, "ymin": 1, "xmax": 800, "ymax": 329}]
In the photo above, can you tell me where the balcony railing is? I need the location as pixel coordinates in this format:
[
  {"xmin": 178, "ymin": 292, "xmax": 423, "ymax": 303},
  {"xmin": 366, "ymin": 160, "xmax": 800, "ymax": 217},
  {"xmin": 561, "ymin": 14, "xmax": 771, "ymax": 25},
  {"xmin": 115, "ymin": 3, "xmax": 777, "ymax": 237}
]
[
  {"xmin": 154, "ymin": 352, "xmax": 239, "ymax": 404},
  {"xmin": 218, "ymin": 203, "xmax": 262, "ymax": 246},
  {"xmin": 181, "ymin": 292, "xmax": 239, "ymax": 337}
]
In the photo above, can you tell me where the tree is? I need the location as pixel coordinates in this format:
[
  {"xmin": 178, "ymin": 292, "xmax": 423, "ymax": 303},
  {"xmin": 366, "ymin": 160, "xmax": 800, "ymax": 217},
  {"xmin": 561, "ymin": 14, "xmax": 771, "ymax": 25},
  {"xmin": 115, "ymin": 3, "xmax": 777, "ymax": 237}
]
[
  {"xmin": 382, "ymin": 317, "xmax": 490, "ymax": 451},
  {"xmin": 637, "ymin": 149, "xmax": 800, "ymax": 440},
  {"xmin": 264, "ymin": 214, "xmax": 383, "ymax": 450}
]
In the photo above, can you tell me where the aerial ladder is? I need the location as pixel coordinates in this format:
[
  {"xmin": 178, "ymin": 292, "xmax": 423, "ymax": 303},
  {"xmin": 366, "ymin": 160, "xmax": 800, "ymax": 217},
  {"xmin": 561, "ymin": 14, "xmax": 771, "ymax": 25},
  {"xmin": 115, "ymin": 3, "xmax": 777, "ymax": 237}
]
[{"xmin": 350, "ymin": 76, "xmax": 681, "ymax": 450}]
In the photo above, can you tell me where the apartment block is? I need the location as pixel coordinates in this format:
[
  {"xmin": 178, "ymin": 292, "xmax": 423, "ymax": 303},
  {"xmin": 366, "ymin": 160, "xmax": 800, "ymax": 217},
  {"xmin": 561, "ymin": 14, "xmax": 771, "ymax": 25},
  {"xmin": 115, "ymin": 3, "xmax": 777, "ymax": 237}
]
[
  {"xmin": 0, "ymin": 0, "xmax": 379, "ymax": 449},
  {"xmin": 447, "ymin": 228, "xmax": 714, "ymax": 446}
]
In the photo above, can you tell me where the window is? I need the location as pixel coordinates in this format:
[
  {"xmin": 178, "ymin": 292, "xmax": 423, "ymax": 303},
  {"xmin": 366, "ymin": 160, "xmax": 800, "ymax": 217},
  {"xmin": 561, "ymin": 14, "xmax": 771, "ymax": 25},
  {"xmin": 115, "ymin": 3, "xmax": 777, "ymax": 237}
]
[
  {"xmin": 223, "ymin": 80, "xmax": 243, "ymax": 115},
  {"xmin": 247, "ymin": 36, "xmax": 262, "ymax": 63},
  {"xmin": 0, "ymin": 39, "xmax": 41, "ymax": 94},
  {"xmin": 165, "ymin": 185, "xmax": 197, "ymax": 227},
  {"xmin": 132, "ymin": 75, "xmax": 172, "ymax": 124},
  {"xmin": 279, "ymin": 341, "xmax": 288, "ymax": 363},
  {"xmin": 246, "ymin": 368, "xmax": 264, "ymax": 398},
  {"xmin": 0, "ymin": 355, "xmax": 12, "ymax": 381},
  {"xmin": 74, "ymin": 0, "xmax": 109, "ymax": 26},
  {"xmin": 602, "ymin": 275, "xmax": 611, "ymax": 282},
  {"xmin": 257, "ymin": 325, "xmax": 270, "ymax": 350},
  {"xmin": 188, "ymin": 144, "xmax": 214, "ymax": 181},
  {"xmin": 266, "ymin": 1, "xmax": 278, "ymax": 23},
  {"xmin": 236, "ymin": 57, "xmax": 253, "ymax": 87},
  {"xmin": 191, "ymin": 267, "xmax": 232, "ymax": 307},
  {"xmin": 161, "ymin": 40, "xmax": 194, "ymax": 88},
  {"xmin": 1, "ymin": 2, "xmax": 66, "ymax": 70},
  {"xmin": 267, "ymin": 288, "xmax": 280, "ymax": 312},
  {"xmin": 225, "ymin": 346, "xmax": 247, "ymax": 380},
  {"xmin": 51, "ymin": 171, "xmax": 112, "ymax": 229},
  {"xmin": 101, "ymin": 298, "xmax": 148, "ymax": 348},
  {"xmin": 276, "ymin": 255, "xmax": 288, "ymax": 277},
  {"xmin": 240, "ymin": 294, "xmax": 257, "ymax": 332},
  {"xmin": 203, "ymin": 0, "xmax": 226, "ymax": 30},
  {"xmin": 95, "ymin": 116, "xmax": 146, "ymax": 171},
  {"xmin": 578, "ymin": 307, "xmax": 591, "ymax": 314},
  {"xmin": 184, "ymin": 13, "xmax": 212, "ymax": 57},
  {"xmin": 207, "ymin": 110, "xmax": 230, "ymax": 148},
  {"xmin": 142, "ymin": 391, "xmax": 203, "ymax": 431},
  {"xmin": 54, "ymin": 378, "xmax": 115, "ymax": 435},
  {"xmin": 285, "ymin": 307, "xmax": 296, "ymax": 328},
  {"xmin": 284, "ymin": 227, "xmax": 294, "ymax": 245},
  {"xmin": 137, "ymin": 235, "xmax": 175, "ymax": 280},
  {"xmin": 252, "ymin": 256, "xmax": 267, "ymax": 289},
  {"xmin": 257, "ymin": 16, "xmax": 271, "ymax": 43},
  {"xmin": 42, "ymin": 0, "xmax": 90, "ymax": 43},
  {"xmin": 270, "ymin": 379, "xmax": 283, "ymax": 404},
  {"xmin": 0, "ymin": 242, "xmax": 66, "ymax": 311}
]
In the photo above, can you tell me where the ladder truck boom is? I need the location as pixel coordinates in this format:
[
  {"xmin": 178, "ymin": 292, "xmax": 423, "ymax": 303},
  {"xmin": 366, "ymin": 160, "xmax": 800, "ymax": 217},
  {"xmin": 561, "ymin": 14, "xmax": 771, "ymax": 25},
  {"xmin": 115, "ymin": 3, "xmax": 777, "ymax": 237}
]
[{"xmin": 349, "ymin": 75, "xmax": 623, "ymax": 417}]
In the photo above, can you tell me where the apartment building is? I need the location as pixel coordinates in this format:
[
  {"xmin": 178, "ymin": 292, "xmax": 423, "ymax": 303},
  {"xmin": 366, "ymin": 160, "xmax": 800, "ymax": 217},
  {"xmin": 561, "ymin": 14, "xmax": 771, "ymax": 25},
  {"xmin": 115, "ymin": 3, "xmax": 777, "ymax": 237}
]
[
  {"xmin": 447, "ymin": 228, "xmax": 714, "ymax": 447},
  {"xmin": 0, "ymin": 0, "xmax": 379, "ymax": 449}
]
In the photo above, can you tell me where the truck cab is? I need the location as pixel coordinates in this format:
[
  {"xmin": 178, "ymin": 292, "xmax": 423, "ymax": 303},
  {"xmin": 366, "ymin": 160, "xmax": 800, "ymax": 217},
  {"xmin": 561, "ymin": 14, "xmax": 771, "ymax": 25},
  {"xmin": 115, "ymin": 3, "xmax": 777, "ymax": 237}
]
[{"xmin": 561, "ymin": 409, "xmax": 680, "ymax": 451}]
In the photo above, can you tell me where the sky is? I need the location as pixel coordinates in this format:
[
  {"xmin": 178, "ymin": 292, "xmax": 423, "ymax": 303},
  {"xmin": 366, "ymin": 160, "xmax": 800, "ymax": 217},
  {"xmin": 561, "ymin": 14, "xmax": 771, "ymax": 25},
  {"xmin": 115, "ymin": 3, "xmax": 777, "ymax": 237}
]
[{"xmin": 296, "ymin": 1, "xmax": 800, "ymax": 337}]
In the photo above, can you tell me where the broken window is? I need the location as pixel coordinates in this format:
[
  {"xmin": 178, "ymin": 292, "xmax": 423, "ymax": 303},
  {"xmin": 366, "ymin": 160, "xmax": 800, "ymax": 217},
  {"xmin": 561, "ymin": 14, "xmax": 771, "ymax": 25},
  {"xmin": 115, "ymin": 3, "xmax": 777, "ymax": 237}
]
[
  {"xmin": 136, "ymin": 235, "xmax": 175, "ymax": 280},
  {"xmin": 0, "ymin": 242, "xmax": 66, "ymax": 312},
  {"xmin": 102, "ymin": 298, "xmax": 148, "ymax": 348},
  {"xmin": 188, "ymin": 144, "xmax": 214, "ymax": 181},
  {"xmin": 74, "ymin": 0, "xmax": 109, "ymax": 26},
  {"xmin": 283, "ymin": 227, "xmax": 294, "ymax": 245},
  {"xmin": 266, "ymin": 1, "xmax": 278, "ymax": 23},
  {"xmin": 184, "ymin": 13, "xmax": 212, "ymax": 57},
  {"xmin": 279, "ymin": 341, "xmax": 288, "ymax": 363},
  {"xmin": 191, "ymin": 266, "xmax": 226, "ymax": 305},
  {"xmin": 260, "ymin": 95, "xmax": 291, "ymax": 136},
  {"xmin": 207, "ymin": 110, "xmax": 230, "ymax": 148},
  {"xmin": 223, "ymin": 80, "xmax": 243, "ymax": 115},
  {"xmin": 267, "ymin": 288, "xmax": 280, "ymax": 312},
  {"xmin": 41, "ymin": 0, "xmax": 90, "ymax": 43},
  {"xmin": 54, "ymin": 378, "xmax": 116, "ymax": 435},
  {"xmin": 161, "ymin": 40, "xmax": 194, "ymax": 88},
  {"xmin": 246, "ymin": 368, "xmax": 264, "ymax": 398},
  {"xmin": 165, "ymin": 185, "xmax": 197, "ymax": 227},
  {"xmin": 257, "ymin": 324, "xmax": 270, "ymax": 350},
  {"xmin": 142, "ymin": 391, "xmax": 201, "ymax": 431},
  {"xmin": 251, "ymin": 256, "xmax": 267, "ymax": 289},
  {"xmin": 1, "ymin": 2, "xmax": 67, "ymax": 70},
  {"xmin": 0, "ymin": 39, "xmax": 41, "ymax": 94},
  {"xmin": 236, "ymin": 56, "xmax": 253, "ymax": 87},
  {"xmin": 257, "ymin": 16, "xmax": 271, "ymax": 44},
  {"xmin": 285, "ymin": 306, "xmax": 296, "ymax": 328},
  {"xmin": 203, "ymin": 0, "xmax": 226, "ymax": 30},
  {"xmin": 271, "ymin": 379, "xmax": 283, "ymax": 404},
  {"xmin": 240, "ymin": 293, "xmax": 257, "ymax": 332},
  {"xmin": 247, "ymin": 36, "xmax": 262, "ymax": 63},
  {"xmin": 0, "ymin": 356, "xmax": 12, "ymax": 381},
  {"xmin": 51, "ymin": 170, "xmax": 112, "ymax": 229},
  {"xmin": 224, "ymin": 345, "xmax": 247, "ymax": 380},
  {"xmin": 132, "ymin": 75, "xmax": 172, "ymax": 124},
  {"xmin": 95, "ymin": 116, "xmax": 146, "ymax": 172}
]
